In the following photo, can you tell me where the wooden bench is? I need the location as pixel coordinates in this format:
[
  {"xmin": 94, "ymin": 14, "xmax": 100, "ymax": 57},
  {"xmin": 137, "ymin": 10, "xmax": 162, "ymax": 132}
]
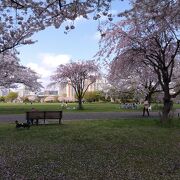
[{"xmin": 26, "ymin": 111, "xmax": 62, "ymax": 125}]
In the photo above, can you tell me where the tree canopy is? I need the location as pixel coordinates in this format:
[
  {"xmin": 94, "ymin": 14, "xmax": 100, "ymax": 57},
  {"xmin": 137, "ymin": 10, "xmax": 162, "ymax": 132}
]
[
  {"xmin": 0, "ymin": 0, "xmax": 112, "ymax": 53},
  {"xmin": 0, "ymin": 52, "xmax": 42, "ymax": 91},
  {"xmin": 97, "ymin": 0, "xmax": 180, "ymax": 122},
  {"xmin": 51, "ymin": 60, "xmax": 100, "ymax": 109}
]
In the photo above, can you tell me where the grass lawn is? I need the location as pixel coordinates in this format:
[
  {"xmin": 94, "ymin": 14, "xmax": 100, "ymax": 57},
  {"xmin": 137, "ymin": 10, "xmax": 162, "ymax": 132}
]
[
  {"xmin": 0, "ymin": 102, "xmax": 131, "ymax": 114},
  {"xmin": 0, "ymin": 119, "xmax": 180, "ymax": 179},
  {"xmin": 0, "ymin": 102, "xmax": 179, "ymax": 114}
]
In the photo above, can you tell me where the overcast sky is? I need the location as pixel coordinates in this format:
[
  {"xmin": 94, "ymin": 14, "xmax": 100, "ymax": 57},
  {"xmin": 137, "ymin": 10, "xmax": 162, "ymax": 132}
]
[{"xmin": 17, "ymin": 0, "xmax": 131, "ymax": 89}]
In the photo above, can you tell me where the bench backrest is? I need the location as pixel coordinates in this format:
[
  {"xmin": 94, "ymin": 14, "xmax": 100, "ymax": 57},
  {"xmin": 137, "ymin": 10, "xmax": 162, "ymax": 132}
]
[{"xmin": 26, "ymin": 111, "xmax": 62, "ymax": 119}]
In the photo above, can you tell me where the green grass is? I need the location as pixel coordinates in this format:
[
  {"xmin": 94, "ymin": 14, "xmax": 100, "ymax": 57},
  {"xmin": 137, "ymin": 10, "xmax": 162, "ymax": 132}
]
[
  {"xmin": 0, "ymin": 119, "xmax": 180, "ymax": 179},
  {"xmin": 0, "ymin": 102, "xmax": 179, "ymax": 114},
  {"xmin": 0, "ymin": 102, "xmax": 137, "ymax": 114}
]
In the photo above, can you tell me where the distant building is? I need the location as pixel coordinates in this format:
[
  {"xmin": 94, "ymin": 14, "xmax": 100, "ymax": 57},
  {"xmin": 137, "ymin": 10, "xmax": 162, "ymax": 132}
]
[
  {"xmin": 58, "ymin": 78, "xmax": 107, "ymax": 100},
  {"xmin": 0, "ymin": 87, "xmax": 9, "ymax": 96},
  {"xmin": 44, "ymin": 90, "xmax": 58, "ymax": 96},
  {"xmin": 9, "ymin": 78, "xmax": 108, "ymax": 102},
  {"xmin": 18, "ymin": 85, "xmax": 35, "ymax": 97}
]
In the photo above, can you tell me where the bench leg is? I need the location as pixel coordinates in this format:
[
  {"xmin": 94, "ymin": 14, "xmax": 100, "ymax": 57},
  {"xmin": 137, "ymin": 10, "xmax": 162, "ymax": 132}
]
[
  {"xmin": 36, "ymin": 119, "xmax": 39, "ymax": 126},
  {"xmin": 27, "ymin": 119, "xmax": 31, "ymax": 125}
]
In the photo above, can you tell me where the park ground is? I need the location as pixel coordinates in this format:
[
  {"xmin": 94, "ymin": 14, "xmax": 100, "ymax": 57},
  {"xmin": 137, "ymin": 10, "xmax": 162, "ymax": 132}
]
[
  {"xmin": 0, "ymin": 103, "xmax": 180, "ymax": 179},
  {"xmin": 0, "ymin": 119, "xmax": 180, "ymax": 179},
  {"xmin": 0, "ymin": 102, "xmax": 180, "ymax": 114}
]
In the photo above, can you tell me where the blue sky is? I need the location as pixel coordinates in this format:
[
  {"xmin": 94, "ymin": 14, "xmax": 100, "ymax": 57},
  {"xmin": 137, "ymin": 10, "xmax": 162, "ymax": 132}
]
[{"xmin": 17, "ymin": 0, "xmax": 131, "ymax": 89}]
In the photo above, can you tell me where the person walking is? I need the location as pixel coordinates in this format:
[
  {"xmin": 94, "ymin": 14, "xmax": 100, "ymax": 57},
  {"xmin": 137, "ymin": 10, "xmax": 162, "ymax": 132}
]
[{"xmin": 143, "ymin": 99, "xmax": 150, "ymax": 116}]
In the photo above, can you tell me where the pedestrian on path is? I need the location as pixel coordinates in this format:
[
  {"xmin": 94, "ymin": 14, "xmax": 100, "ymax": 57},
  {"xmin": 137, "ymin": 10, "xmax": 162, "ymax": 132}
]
[{"xmin": 143, "ymin": 99, "xmax": 150, "ymax": 116}]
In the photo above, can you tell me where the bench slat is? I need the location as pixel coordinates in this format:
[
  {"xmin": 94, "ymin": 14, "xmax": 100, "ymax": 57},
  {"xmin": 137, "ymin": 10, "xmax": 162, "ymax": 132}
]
[{"xmin": 26, "ymin": 111, "xmax": 62, "ymax": 125}]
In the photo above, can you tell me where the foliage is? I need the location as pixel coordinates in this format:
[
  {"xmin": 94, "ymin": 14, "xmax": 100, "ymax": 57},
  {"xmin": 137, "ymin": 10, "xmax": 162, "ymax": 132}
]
[
  {"xmin": 0, "ymin": 0, "xmax": 112, "ymax": 54},
  {"xmin": 5, "ymin": 92, "xmax": 18, "ymax": 102},
  {"xmin": 0, "ymin": 1, "xmax": 113, "ymax": 95},
  {"xmin": 0, "ymin": 52, "xmax": 42, "ymax": 91},
  {"xmin": 84, "ymin": 91, "xmax": 101, "ymax": 102},
  {"xmin": 0, "ymin": 119, "xmax": 179, "ymax": 179},
  {"xmin": 0, "ymin": 96, "xmax": 5, "ymax": 102},
  {"xmin": 22, "ymin": 97, "xmax": 31, "ymax": 103},
  {"xmin": 51, "ymin": 60, "xmax": 100, "ymax": 110},
  {"xmin": 108, "ymin": 58, "xmax": 161, "ymax": 103},
  {"xmin": 97, "ymin": 0, "xmax": 180, "ymax": 122}
]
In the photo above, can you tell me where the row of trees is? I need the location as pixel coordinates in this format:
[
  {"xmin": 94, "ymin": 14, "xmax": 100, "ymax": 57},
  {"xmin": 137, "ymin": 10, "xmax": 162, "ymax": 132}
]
[
  {"xmin": 97, "ymin": 0, "xmax": 180, "ymax": 123},
  {"xmin": 0, "ymin": 92, "xmax": 18, "ymax": 102},
  {"xmin": 0, "ymin": 91, "xmax": 107, "ymax": 103},
  {"xmin": 49, "ymin": 1, "xmax": 180, "ymax": 123}
]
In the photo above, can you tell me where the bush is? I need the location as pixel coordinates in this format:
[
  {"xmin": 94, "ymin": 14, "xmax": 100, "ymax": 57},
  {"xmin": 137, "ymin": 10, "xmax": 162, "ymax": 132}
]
[
  {"xmin": 0, "ymin": 96, "xmax": 5, "ymax": 102},
  {"xmin": 84, "ymin": 91, "xmax": 103, "ymax": 102},
  {"xmin": 5, "ymin": 92, "xmax": 18, "ymax": 102},
  {"xmin": 23, "ymin": 97, "xmax": 31, "ymax": 103}
]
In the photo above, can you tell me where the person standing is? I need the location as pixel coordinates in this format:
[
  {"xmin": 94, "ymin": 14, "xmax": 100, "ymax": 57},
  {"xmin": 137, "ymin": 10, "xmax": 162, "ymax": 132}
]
[
  {"xmin": 30, "ymin": 107, "xmax": 38, "ymax": 125},
  {"xmin": 143, "ymin": 99, "xmax": 149, "ymax": 116}
]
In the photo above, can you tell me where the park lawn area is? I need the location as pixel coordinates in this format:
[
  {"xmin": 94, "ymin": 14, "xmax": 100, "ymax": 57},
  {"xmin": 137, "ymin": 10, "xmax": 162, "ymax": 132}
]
[
  {"xmin": 0, "ymin": 102, "xmax": 179, "ymax": 114},
  {"xmin": 0, "ymin": 119, "xmax": 180, "ymax": 179},
  {"xmin": 0, "ymin": 102, "xmax": 138, "ymax": 114}
]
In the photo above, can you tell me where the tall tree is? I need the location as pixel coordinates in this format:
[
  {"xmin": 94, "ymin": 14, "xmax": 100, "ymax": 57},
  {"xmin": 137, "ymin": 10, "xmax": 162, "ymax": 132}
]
[
  {"xmin": 51, "ymin": 60, "xmax": 100, "ymax": 109},
  {"xmin": 97, "ymin": 0, "xmax": 180, "ymax": 122}
]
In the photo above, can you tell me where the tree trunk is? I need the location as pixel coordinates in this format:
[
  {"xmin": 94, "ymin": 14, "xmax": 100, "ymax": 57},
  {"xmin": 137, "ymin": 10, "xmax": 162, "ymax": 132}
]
[
  {"xmin": 78, "ymin": 97, "xmax": 83, "ymax": 110},
  {"xmin": 145, "ymin": 93, "xmax": 152, "ymax": 105},
  {"xmin": 161, "ymin": 91, "xmax": 172, "ymax": 123}
]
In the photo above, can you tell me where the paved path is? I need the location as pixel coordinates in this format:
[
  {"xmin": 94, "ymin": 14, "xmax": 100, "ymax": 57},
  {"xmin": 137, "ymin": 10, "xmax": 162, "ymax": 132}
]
[
  {"xmin": 0, "ymin": 111, "xmax": 162, "ymax": 123},
  {"xmin": 0, "ymin": 111, "xmax": 179, "ymax": 123}
]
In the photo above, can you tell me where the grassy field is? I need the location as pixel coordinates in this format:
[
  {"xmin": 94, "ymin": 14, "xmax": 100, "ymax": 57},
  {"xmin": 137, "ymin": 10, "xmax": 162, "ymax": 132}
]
[
  {"xmin": 0, "ymin": 102, "xmax": 131, "ymax": 114},
  {"xmin": 0, "ymin": 119, "xmax": 180, "ymax": 179},
  {"xmin": 0, "ymin": 102, "xmax": 179, "ymax": 114}
]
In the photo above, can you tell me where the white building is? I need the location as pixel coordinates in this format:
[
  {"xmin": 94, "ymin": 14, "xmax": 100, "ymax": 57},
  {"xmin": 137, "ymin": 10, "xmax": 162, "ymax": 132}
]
[
  {"xmin": 58, "ymin": 78, "xmax": 107, "ymax": 100},
  {"xmin": 0, "ymin": 87, "xmax": 9, "ymax": 96},
  {"xmin": 17, "ymin": 85, "xmax": 35, "ymax": 97},
  {"xmin": 11, "ymin": 78, "xmax": 108, "ymax": 101}
]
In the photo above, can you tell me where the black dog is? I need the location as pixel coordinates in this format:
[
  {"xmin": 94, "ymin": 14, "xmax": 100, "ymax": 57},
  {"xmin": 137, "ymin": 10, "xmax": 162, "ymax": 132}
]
[{"xmin": 15, "ymin": 120, "xmax": 30, "ymax": 129}]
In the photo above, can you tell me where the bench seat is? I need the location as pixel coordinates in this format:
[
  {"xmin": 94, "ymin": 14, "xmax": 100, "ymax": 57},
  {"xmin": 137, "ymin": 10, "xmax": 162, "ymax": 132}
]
[{"xmin": 26, "ymin": 111, "xmax": 62, "ymax": 125}]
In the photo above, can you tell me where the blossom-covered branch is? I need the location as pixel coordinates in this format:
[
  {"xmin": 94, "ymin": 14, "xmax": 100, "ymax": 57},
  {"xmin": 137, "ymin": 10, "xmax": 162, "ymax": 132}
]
[{"xmin": 0, "ymin": 52, "xmax": 42, "ymax": 91}]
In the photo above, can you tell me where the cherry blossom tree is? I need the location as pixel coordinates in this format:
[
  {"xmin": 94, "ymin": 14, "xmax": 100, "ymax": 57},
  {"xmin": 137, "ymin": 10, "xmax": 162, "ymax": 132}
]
[
  {"xmin": 2, "ymin": 0, "xmax": 112, "ymax": 23},
  {"xmin": 0, "ymin": 2, "xmax": 44, "ymax": 53},
  {"xmin": 0, "ymin": 52, "xmax": 42, "ymax": 91},
  {"xmin": 108, "ymin": 51, "xmax": 161, "ymax": 104},
  {"xmin": 51, "ymin": 60, "xmax": 100, "ymax": 109},
  {"xmin": 0, "ymin": 0, "xmax": 113, "ymax": 53},
  {"xmin": 97, "ymin": 0, "xmax": 180, "ymax": 122}
]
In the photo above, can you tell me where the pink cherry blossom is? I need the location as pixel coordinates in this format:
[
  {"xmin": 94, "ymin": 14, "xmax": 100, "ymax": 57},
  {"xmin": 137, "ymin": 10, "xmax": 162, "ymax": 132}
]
[
  {"xmin": 51, "ymin": 60, "xmax": 100, "ymax": 109},
  {"xmin": 97, "ymin": 0, "xmax": 180, "ymax": 122},
  {"xmin": 0, "ymin": 52, "xmax": 42, "ymax": 91}
]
